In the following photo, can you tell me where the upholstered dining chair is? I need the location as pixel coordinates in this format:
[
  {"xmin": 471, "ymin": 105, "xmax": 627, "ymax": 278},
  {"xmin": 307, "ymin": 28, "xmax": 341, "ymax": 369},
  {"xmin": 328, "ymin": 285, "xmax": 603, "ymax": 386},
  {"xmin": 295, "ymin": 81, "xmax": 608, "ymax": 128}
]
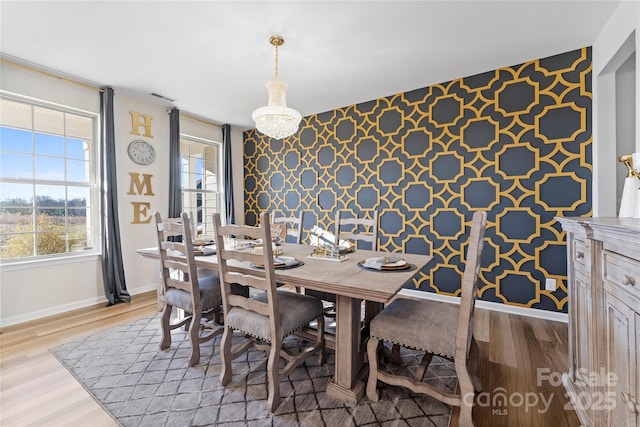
[
  {"xmin": 153, "ymin": 211, "xmax": 224, "ymax": 366},
  {"xmin": 366, "ymin": 210, "xmax": 487, "ymax": 427},
  {"xmin": 270, "ymin": 211, "xmax": 306, "ymax": 244},
  {"xmin": 212, "ymin": 212, "xmax": 325, "ymax": 412}
]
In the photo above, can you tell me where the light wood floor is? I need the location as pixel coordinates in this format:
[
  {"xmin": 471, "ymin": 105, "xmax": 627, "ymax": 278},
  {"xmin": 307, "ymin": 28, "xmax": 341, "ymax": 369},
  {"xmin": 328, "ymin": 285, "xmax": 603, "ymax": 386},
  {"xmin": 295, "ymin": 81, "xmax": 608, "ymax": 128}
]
[{"xmin": 1, "ymin": 292, "xmax": 578, "ymax": 426}]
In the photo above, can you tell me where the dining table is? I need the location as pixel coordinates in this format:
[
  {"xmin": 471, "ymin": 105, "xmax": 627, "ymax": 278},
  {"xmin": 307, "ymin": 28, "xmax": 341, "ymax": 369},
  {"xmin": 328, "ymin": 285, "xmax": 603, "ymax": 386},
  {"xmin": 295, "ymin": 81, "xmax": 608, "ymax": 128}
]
[{"xmin": 136, "ymin": 242, "xmax": 432, "ymax": 405}]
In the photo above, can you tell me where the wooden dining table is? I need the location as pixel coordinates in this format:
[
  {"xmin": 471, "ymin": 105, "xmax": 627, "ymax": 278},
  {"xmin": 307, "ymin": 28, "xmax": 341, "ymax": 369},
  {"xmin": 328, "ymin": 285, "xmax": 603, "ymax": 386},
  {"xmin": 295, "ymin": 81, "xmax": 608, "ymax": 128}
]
[{"xmin": 136, "ymin": 243, "xmax": 432, "ymax": 405}]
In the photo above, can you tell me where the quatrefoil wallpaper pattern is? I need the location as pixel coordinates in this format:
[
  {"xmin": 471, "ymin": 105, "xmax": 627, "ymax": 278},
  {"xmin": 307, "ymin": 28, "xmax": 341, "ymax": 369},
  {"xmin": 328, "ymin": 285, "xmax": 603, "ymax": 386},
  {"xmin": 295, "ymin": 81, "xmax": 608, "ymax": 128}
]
[{"xmin": 244, "ymin": 47, "xmax": 592, "ymax": 313}]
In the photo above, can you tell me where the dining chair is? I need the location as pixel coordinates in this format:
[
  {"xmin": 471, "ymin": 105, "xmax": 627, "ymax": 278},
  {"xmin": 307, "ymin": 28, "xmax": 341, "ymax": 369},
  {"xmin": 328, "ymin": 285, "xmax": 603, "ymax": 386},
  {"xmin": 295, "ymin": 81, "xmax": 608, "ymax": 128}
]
[
  {"xmin": 270, "ymin": 211, "xmax": 306, "ymax": 244},
  {"xmin": 153, "ymin": 211, "xmax": 224, "ymax": 367},
  {"xmin": 366, "ymin": 210, "xmax": 487, "ymax": 427},
  {"xmin": 335, "ymin": 209, "xmax": 379, "ymax": 251},
  {"xmin": 212, "ymin": 212, "xmax": 325, "ymax": 412},
  {"xmin": 307, "ymin": 209, "xmax": 380, "ymax": 314}
]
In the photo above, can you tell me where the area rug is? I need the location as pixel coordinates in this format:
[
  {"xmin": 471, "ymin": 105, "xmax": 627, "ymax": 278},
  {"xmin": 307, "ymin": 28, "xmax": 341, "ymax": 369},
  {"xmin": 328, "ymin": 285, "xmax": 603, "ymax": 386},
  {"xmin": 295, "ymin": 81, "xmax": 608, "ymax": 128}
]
[{"xmin": 51, "ymin": 314, "xmax": 454, "ymax": 427}]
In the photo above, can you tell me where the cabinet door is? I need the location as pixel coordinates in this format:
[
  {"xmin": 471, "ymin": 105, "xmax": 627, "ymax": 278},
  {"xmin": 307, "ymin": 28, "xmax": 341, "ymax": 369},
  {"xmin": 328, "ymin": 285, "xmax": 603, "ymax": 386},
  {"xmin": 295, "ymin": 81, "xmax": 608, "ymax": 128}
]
[
  {"xmin": 604, "ymin": 292, "xmax": 638, "ymax": 427},
  {"xmin": 572, "ymin": 271, "xmax": 593, "ymax": 384}
]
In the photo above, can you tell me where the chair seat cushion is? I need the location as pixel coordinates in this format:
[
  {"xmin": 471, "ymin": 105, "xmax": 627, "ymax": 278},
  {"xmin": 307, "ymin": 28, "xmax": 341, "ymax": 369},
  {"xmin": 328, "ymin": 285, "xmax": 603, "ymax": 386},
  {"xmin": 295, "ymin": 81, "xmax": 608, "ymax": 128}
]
[
  {"xmin": 226, "ymin": 290, "xmax": 323, "ymax": 342},
  {"xmin": 165, "ymin": 275, "xmax": 222, "ymax": 313},
  {"xmin": 370, "ymin": 297, "xmax": 458, "ymax": 359}
]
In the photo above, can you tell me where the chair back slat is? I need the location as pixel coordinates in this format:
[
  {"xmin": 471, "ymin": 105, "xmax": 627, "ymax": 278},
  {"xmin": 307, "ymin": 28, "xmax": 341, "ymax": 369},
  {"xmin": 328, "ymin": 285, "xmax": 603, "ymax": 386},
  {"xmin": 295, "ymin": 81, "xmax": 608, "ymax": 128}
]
[
  {"xmin": 227, "ymin": 294, "xmax": 271, "ymax": 316},
  {"xmin": 223, "ymin": 223, "xmax": 264, "ymax": 240},
  {"xmin": 163, "ymin": 258, "xmax": 189, "ymax": 272},
  {"xmin": 335, "ymin": 210, "xmax": 379, "ymax": 251},
  {"xmin": 222, "ymin": 271, "xmax": 269, "ymax": 291},
  {"xmin": 166, "ymin": 278, "xmax": 193, "ymax": 293},
  {"xmin": 222, "ymin": 249, "xmax": 265, "ymax": 264},
  {"xmin": 160, "ymin": 241, "xmax": 185, "ymax": 252},
  {"xmin": 213, "ymin": 212, "xmax": 281, "ymax": 342},
  {"xmin": 455, "ymin": 210, "xmax": 487, "ymax": 360}
]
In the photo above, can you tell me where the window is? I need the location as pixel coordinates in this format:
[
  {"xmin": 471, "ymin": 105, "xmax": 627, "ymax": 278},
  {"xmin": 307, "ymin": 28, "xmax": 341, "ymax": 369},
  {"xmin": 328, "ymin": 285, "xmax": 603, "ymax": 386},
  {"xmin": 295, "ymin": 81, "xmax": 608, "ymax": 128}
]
[
  {"xmin": 0, "ymin": 95, "xmax": 99, "ymax": 261},
  {"xmin": 180, "ymin": 135, "xmax": 223, "ymax": 237}
]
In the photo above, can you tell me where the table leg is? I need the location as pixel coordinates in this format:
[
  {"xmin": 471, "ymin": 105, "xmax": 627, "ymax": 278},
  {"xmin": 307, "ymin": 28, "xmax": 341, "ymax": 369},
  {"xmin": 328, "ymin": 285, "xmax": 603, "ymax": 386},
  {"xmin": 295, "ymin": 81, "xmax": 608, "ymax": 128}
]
[{"xmin": 326, "ymin": 295, "xmax": 367, "ymax": 405}]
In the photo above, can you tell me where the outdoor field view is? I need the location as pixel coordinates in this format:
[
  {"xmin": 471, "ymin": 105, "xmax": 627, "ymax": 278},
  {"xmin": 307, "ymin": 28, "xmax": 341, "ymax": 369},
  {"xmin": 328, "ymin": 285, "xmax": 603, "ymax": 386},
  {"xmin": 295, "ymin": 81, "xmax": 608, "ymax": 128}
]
[{"xmin": 0, "ymin": 98, "xmax": 96, "ymax": 261}]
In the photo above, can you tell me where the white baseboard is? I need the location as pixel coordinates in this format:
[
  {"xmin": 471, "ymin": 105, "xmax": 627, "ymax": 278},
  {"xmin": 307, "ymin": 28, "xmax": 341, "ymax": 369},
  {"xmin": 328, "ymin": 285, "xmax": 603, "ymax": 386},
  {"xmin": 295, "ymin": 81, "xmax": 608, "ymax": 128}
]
[
  {"xmin": 398, "ymin": 289, "xmax": 568, "ymax": 323},
  {"xmin": 0, "ymin": 284, "xmax": 156, "ymax": 328}
]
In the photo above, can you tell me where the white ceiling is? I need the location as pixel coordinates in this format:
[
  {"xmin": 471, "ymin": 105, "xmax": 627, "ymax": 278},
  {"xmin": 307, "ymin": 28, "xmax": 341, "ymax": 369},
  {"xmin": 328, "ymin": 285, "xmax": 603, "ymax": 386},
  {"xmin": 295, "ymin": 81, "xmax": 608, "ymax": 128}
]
[{"xmin": 0, "ymin": 1, "xmax": 621, "ymax": 130}]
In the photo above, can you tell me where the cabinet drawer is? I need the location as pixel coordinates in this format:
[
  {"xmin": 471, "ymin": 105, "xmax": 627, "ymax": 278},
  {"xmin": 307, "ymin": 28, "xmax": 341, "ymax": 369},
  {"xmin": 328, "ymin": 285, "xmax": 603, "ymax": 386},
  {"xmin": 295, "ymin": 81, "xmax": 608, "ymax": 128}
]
[
  {"xmin": 573, "ymin": 238, "xmax": 588, "ymax": 271},
  {"xmin": 603, "ymin": 251, "xmax": 640, "ymax": 302}
]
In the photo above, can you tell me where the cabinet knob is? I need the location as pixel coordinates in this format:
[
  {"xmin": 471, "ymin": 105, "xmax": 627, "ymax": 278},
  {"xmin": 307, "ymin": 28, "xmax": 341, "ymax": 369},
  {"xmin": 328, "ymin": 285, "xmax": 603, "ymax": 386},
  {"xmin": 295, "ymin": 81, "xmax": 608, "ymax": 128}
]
[
  {"xmin": 575, "ymin": 251, "xmax": 585, "ymax": 259},
  {"xmin": 622, "ymin": 275, "xmax": 636, "ymax": 286}
]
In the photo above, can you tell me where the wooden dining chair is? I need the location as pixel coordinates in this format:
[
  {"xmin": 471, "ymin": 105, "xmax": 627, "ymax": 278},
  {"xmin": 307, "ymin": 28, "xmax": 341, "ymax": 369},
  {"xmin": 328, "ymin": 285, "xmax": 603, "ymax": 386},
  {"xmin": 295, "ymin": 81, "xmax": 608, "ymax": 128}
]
[
  {"xmin": 307, "ymin": 209, "xmax": 380, "ymax": 313},
  {"xmin": 335, "ymin": 209, "xmax": 379, "ymax": 251},
  {"xmin": 270, "ymin": 211, "xmax": 306, "ymax": 244},
  {"xmin": 366, "ymin": 210, "xmax": 487, "ymax": 427},
  {"xmin": 212, "ymin": 212, "xmax": 325, "ymax": 412},
  {"xmin": 153, "ymin": 211, "xmax": 224, "ymax": 366}
]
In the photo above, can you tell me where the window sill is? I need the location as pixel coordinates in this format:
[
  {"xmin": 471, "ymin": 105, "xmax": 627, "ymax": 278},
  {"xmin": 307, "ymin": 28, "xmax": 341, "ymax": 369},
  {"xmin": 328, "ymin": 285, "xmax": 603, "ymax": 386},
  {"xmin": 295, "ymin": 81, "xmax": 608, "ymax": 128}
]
[{"xmin": 0, "ymin": 252, "xmax": 102, "ymax": 272}]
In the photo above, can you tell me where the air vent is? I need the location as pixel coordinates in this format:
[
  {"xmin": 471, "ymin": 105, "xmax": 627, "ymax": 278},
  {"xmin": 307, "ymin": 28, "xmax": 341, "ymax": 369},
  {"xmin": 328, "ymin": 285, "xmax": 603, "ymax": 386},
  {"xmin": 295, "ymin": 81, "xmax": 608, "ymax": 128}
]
[{"xmin": 151, "ymin": 92, "xmax": 175, "ymax": 102}]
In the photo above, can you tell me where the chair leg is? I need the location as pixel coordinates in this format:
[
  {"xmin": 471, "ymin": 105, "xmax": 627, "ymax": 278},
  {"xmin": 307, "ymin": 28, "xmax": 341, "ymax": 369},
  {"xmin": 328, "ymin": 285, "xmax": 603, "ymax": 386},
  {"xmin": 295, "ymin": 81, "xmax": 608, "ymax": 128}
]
[
  {"xmin": 415, "ymin": 353, "xmax": 433, "ymax": 382},
  {"xmin": 459, "ymin": 387, "xmax": 476, "ymax": 427},
  {"xmin": 390, "ymin": 343, "xmax": 401, "ymax": 364},
  {"xmin": 316, "ymin": 315, "xmax": 326, "ymax": 366},
  {"xmin": 266, "ymin": 340, "xmax": 281, "ymax": 412},
  {"xmin": 159, "ymin": 304, "xmax": 172, "ymax": 350},
  {"xmin": 213, "ymin": 305, "xmax": 223, "ymax": 325},
  {"xmin": 456, "ymin": 357, "xmax": 476, "ymax": 427},
  {"xmin": 469, "ymin": 337, "xmax": 482, "ymax": 392},
  {"xmin": 366, "ymin": 337, "xmax": 380, "ymax": 402},
  {"xmin": 187, "ymin": 312, "xmax": 202, "ymax": 366},
  {"xmin": 220, "ymin": 327, "xmax": 233, "ymax": 385}
]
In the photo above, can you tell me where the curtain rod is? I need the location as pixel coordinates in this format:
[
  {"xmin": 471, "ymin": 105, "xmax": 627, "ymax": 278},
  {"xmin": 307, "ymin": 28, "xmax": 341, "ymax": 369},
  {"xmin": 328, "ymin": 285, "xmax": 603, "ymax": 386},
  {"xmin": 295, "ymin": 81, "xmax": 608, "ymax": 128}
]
[
  {"xmin": 179, "ymin": 112, "xmax": 223, "ymax": 129},
  {"xmin": 1, "ymin": 57, "xmax": 103, "ymax": 93}
]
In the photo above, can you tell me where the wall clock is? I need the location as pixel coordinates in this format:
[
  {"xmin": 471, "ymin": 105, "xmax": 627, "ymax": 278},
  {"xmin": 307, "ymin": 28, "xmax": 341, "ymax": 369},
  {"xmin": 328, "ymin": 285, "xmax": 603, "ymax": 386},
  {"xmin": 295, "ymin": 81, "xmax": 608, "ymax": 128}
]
[{"xmin": 127, "ymin": 139, "xmax": 156, "ymax": 165}]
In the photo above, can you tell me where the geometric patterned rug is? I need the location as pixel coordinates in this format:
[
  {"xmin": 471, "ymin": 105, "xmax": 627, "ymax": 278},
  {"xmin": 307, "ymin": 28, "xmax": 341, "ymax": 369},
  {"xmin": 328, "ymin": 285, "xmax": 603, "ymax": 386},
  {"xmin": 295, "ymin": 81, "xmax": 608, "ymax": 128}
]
[{"xmin": 51, "ymin": 314, "xmax": 454, "ymax": 427}]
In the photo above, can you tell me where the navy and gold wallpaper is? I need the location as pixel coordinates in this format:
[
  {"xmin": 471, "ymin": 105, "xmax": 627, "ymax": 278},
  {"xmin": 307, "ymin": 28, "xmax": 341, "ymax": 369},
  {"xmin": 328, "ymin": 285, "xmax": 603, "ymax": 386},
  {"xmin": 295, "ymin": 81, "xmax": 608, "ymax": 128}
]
[{"xmin": 243, "ymin": 47, "xmax": 592, "ymax": 313}]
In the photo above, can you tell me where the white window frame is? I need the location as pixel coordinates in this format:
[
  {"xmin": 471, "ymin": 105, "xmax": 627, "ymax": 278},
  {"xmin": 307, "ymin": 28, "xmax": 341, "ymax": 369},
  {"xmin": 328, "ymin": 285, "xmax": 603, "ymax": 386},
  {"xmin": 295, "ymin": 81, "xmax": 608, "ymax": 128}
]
[
  {"xmin": 180, "ymin": 133, "xmax": 224, "ymax": 237},
  {"xmin": 0, "ymin": 92, "xmax": 101, "ymax": 264}
]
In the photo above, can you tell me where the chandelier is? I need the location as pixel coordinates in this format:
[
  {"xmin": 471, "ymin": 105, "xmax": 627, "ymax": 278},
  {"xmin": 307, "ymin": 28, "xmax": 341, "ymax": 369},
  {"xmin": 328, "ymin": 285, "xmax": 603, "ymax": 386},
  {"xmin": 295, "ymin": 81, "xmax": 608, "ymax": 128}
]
[{"xmin": 252, "ymin": 35, "xmax": 302, "ymax": 140}]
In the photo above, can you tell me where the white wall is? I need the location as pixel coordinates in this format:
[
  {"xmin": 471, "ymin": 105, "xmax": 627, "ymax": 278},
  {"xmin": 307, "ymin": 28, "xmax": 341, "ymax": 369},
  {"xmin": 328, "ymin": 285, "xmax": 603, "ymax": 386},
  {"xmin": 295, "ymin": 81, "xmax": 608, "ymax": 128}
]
[
  {"xmin": 0, "ymin": 60, "xmax": 246, "ymax": 326},
  {"xmin": 0, "ymin": 60, "xmax": 109, "ymax": 326},
  {"xmin": 592, "ymin": 0, "xmax": 639, "ymax": 216},
  {"xmin": 113, "ymin": 94, "xmax": 170, "ymax": 297}
]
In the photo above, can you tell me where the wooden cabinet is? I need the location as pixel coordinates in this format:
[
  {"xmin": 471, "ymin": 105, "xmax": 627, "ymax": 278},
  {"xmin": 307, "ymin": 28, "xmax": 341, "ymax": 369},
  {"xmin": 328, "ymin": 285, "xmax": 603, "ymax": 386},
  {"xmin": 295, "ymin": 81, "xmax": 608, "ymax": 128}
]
[{"xmin": 558, "ymin": 218, "xmax": 640, "ymax": 427}]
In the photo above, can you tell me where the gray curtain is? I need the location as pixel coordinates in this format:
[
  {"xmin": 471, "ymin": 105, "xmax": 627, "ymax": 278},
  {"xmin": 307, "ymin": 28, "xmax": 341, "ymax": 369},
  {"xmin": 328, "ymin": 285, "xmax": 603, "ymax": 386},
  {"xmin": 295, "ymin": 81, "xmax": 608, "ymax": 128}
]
[
  {"xmin": 168, "ymin": 108, "xmax": 181, "ymax": 217},
  {"xmin": 223, "ymin": 124, "xmax": 235, "ymax": 224},
  {"xmin": 100, "ymin": 87, "xmax": 130, "ymax": 306}
]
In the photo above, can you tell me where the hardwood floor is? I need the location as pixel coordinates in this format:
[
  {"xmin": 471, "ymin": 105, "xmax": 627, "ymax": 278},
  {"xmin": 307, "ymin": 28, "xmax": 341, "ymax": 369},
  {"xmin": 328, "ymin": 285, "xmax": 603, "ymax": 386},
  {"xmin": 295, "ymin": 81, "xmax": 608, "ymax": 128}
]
[
  {"xmin": 0, "ymin": 292, "xmax": 578, "ymax": 426},
  {"xmin": 460, "ymin": 309, "xmax": 581, "ymax": 426},
  {"xmin": 1, "ymin": 292, "xmax": 157, "ymax": 427}
]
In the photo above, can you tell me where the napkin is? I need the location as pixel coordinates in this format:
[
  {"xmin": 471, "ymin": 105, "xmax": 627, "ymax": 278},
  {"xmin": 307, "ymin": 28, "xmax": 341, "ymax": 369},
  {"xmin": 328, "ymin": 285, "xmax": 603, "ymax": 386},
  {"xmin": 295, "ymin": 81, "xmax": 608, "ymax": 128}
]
[
  {"xmin": 363, "ymin": 254, "xmax": 405, "ymax": 270},
  {"xmin": 274, "ymin": 256, "xmax": 300, "ymax": 267},
  {"xmin": 194, "ymin": 245, "xmax": 216, "ymax": 256}
]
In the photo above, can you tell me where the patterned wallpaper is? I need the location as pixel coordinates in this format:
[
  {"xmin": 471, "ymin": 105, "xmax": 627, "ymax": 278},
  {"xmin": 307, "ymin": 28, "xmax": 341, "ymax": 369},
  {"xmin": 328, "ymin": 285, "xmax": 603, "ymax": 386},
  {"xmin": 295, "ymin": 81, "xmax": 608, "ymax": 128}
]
[{"xmin": 243, "ymin": 47, "xmax": 592, "ymax": 313}]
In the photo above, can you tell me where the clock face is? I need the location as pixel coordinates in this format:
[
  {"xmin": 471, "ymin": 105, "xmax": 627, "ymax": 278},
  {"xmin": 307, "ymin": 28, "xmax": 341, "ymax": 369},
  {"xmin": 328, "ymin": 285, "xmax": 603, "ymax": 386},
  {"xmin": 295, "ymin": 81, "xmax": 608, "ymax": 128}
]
[{"xmin": 127, "ymin": 140, "xmax": 155, "ymax": 165}]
